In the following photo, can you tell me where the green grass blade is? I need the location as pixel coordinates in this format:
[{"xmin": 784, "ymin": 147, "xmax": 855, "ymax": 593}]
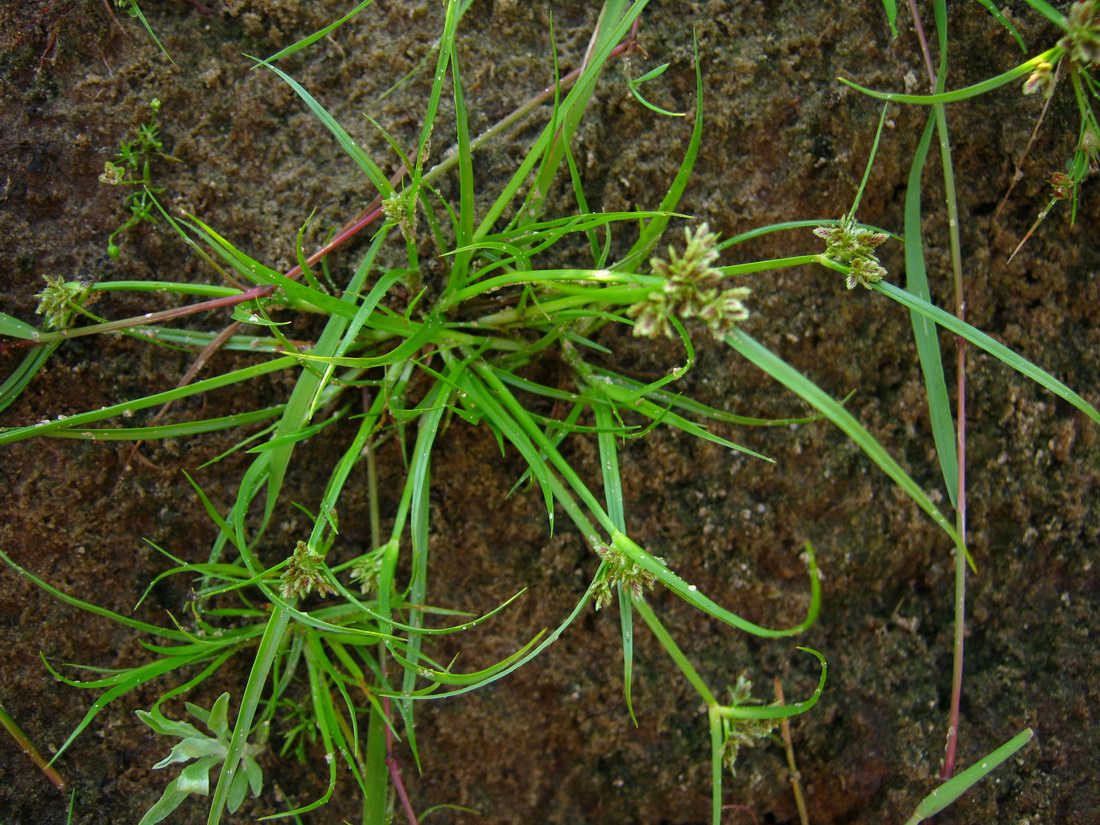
[
  {"xmin": 42, "ymin": 407, "xmax": 284, "ymax": 442},
  {"xmin": 628, "ymin": 62, "xmax": 686, "ymax": 117},
  {"xmin": 718, "ymin": 219, "xmax": 900, "ymax": 251},
  {"xmin": 0, "ymin": 550, "xmax": 191, "ymax": 641},
  {"xmin": 397, "ymin": 571, "xmax": 602, "ymax": 701},
  {"xmin": 838, "ymin": 47, "xmax": 1062, "ymax": 105},
  {"xmin": 457, "ymin": 368, "xmax": 557, "ymax": 531},
  {"xmin": 363, "ymin": 702, "xmax": 389, "ymax": 825},
  {"xmin": 249, "ymin": 58, "xmax": 394, "ymax": 197},
  {"xmin": 0, "ymin": 343, "xmax": 58, "ymax": 414},
  {"xmin": 503, "ymin": 401, "xmax": 586, "ymax": 497},
  {"xmin": 246, "ymin": 407, "xmax": 346, "ymax": 453},
  {"xmin": 182, "ymin": 472, "xmax": 237, "ymax": 551},
  {"xmin": 713, "ymin": 646, "xmax": 828, "ymax": 720},
  {"xmin": 0, "ymin": 312, "xmax": 39, "ymax": 339},
  {"xmin": 311, "ymin": 641, "xmax": 365, "ymax": 786},
  {"xmin": 597, "ymin": 383, "xmax": 773, "ymax": 462},
  {"xmin": 592, "ymin": 400, "xmax": 638, "ymax": 725},
  {"xmin": 262, "ymin": 0, "xmax": 377, "ymax": 63},
  {"xmin": 268, "ymin": 641, "xmax": 337, "ymax": 819},
  {"xmin": 904, "ymin": 728, "xmax": 1034, "ymax": 823},
  {"xmin": 633, "ymin": 597, "xmax": 716, "ymax": 704},
  {"xmin": 127, "ymin": 1, "xmax": 174, "ymax": 65},
  {"xmin": 119, "ymin": 327, "xmax": 283, "ymax": 353},
  {"xmin": 725, "ymin": 330, "xmax": 972, "ymax": 568},
  {"xmin": 611, "ymin": 531, "xmax": 821, "ymax": 638},
  {"xmin": 593, "ymin": 401, "xmax": 625, "ymax": 530},
  {"xmin": 473, "ymin": 1, "xmax": 646, "ymax": 239},
  {"xmin": 561, "ymin": 92, "xmax": 603, "ymax": 264},
  {"xmin": 207, "ymin": 607, "xmax": 291, "ymax": 825},
  {"xmin": 874, "ymin": 281, "xmax": 1099, "ymax": 424},
  {"xmin": 398, "ymin": 381, "xmax": 449, "ymax": 718},
  {"xmin": 391, "ymin": 627, "xmax": 547, "ymax": 687},
  {"xmin": 619, "ymin": 33, "xmax": 703, "ymax": 270},
  {"xmin": 48, "ymin": 653, "xmax": 205, "ymax": 763},
  {"xmin": 522, "ymin": 0, "xmax": 634, "ymax": 224},
  {"xmin": 618, "ymin": 587, "xmax": 638, "ymax": 725},
  {"xmin": 1020, "ymin": 0, "xmax": 1068, "ymax": 29},
  {"xmin": 974, "ymin": 0, "xmax": 1027, "ymax": 51},
  {"xmin": 87, "ymin": 281, "xmax": 242, "ymax": 298},
  {"xmin": 403, "ymin": 0, "xmax": 462, "ymax": 227},
  {"xmin": 289, "ymin": 315, "xmax": 441, "ymax": 368},
  {"xmin": 447, "ymin": 42, "xmax": 476, "ymax": 296},
  {"xmin": 182, "ymin": 216, "xmax": 356, "ymax": 319},
  {"xmin": 880, "ymin": 0, "xmax": 898, "ymax": 36},
  {"xmin": 304, "ymin": 395, "xmax": 390, "ymax": 555},
  {"xmin": 590, "ymin": 368, "xmax": 823, "ymax": 426},
  {"xmin": 470, "ymin": 359, "xmax": 615, "ymax": 534},
  {"xmin": 327, "ymin": 576, "xmax": 525, "ymax": 638},
  {"xmin": 904, "ymin": 113, "xmax": 958, "ymax": 507},
  {"xmin": 848, "ymin": 104, "xmax": 890, "ymax": 221},
  {"xmin": 254, "ymin": 243, "xmax": 385, "ymax": 526}
]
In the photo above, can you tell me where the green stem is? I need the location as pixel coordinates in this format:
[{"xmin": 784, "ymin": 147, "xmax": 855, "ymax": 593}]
[
  {"xmin": 9, "ymin": 285, "xmax": 274, "ymax": 348},
  {"xmin": 926, "ymin": 0, "xmax": 969, "ymax": 778},
  {"xmin": 839, "ymin": 46, "xmax": 1062, "ymax": 104},
  {"xmin": 207, "ymin": 605, "xmax": 291, "ymax": 825}
]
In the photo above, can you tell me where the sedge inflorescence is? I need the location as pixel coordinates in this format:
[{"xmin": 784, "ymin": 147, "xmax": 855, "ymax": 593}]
[
  {"xmin": 628, "ymin": 223, "xmax": 751, "ymax": 340},
  {"xmin": 813, "ymin": 216, "xmax": 889, "ymax": 290}
]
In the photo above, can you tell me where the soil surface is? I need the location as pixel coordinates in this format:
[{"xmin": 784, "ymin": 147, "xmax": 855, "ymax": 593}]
[{"xmin": 1, "ymin": 2, "xmax": 1097, "ymax": 824}]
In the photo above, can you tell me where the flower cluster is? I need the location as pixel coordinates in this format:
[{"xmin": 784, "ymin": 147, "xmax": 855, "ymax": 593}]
[
  {"xmin": 349, "ymin": 544, "xmax": 388, "ymax": 596},
  {"xmin": 592, "ymin": 542, "xmax": 663, "ymax": 611},
  {"xmin": 813, "ymin": 216, "xmax": 889, "ymax": 290},
  {"xmin": 1025, "ymin": 2, "xmax": 1100, "ymax": 96},
  {"xmin": 280, "ymin": 541, "xmax": 335, "ymax": 600},
  {"xmin": 628, "ymin": 223, "xmax": 751, "ymax": 340},
  {"xmin": 35, "ymin": 275, "xmax": 88, "ymax": 330},
  {"xmin": 1022, "ymin": 60, "xmax": 1056, "ymax": 97},
  {"xmin": 382, "ymin": 192, "xmax": 416, "ymax": 241},
  {"xmin": 1062, "ymin": 1, "xmax": 1100, "ymax": 68},
  {"xmin": 719, "ymin": 676, "xmax": 779, "ymax": 775}
]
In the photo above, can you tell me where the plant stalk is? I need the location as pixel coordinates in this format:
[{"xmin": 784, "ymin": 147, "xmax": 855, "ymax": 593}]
[
  {"xmin": 935, "ymin": 66, "xmax": 970, "ymax": 791},
  {"xmin": 0, "ymin": 701, "xmax": 68, "ymax": 792},
  {"xmin": 774, "ymin": 678, "xmax": 810, "ymax": 825},
  {"xmin": 908, "ymin": 0, "xmax": 969, "ymax": 779},
  {"xmin": 384, "ymin": 695, "xmax": 419, "ymax": 825}
]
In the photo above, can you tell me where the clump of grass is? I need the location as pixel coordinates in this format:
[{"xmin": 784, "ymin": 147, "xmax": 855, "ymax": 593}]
[
  {"xmin": 853, "ymin": 0, "xmax": 1096, "ymax": 790},
  {"xmin": 856, "ymin": 0, "xmax": 1100, "ymax": 257},
  {"xmin": 1, "ymin": 2, "xmax": 1095, "ymax": 823}
]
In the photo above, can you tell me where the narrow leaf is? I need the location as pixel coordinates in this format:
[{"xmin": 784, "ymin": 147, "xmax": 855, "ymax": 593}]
[
  {"xmin": 262, "ymin": 0, "xmax": 377, "ymax": 63},
  {"xmin": 875, "ymin": 281, "xmax": 1099, "ymax": 424},
  {"xmin": 0, "ymin": 312, "xmax": 39, "ymax": 339},
  {"xmin": 904, "ymin": 113, "xmax": 958, "ymax": 506},
  {"xmin": 904, "ymin": 728, "xmax": 1034, "ymax": 823},
  {"xmin": 725, "ymin": 331, "xmax": 973, "ymax": 568}
]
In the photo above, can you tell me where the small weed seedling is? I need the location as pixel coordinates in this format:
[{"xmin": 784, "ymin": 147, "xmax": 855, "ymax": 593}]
[{"xmin": 99, "ymin": 97, "xmax": 178, "ymax": 259}]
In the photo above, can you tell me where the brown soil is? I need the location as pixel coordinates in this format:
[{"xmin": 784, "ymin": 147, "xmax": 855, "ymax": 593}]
[{"xmin": 1, "ymin": 2, "xmax": 1097, "ymax": 824}]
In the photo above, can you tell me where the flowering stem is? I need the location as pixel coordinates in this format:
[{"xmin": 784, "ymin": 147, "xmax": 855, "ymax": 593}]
[{"xmin": 907, "ymin": 0, "xmax": 969, "ymax": 780}]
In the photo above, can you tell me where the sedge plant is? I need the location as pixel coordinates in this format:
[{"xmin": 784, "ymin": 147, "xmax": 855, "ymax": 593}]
[
  {"xmin": 862, "ymin": 0, "xmax": 1098, "ymax": 795},
  {"xmin": 0, "ymin": 2, "xmax": 1096, "ymax": 823}
]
